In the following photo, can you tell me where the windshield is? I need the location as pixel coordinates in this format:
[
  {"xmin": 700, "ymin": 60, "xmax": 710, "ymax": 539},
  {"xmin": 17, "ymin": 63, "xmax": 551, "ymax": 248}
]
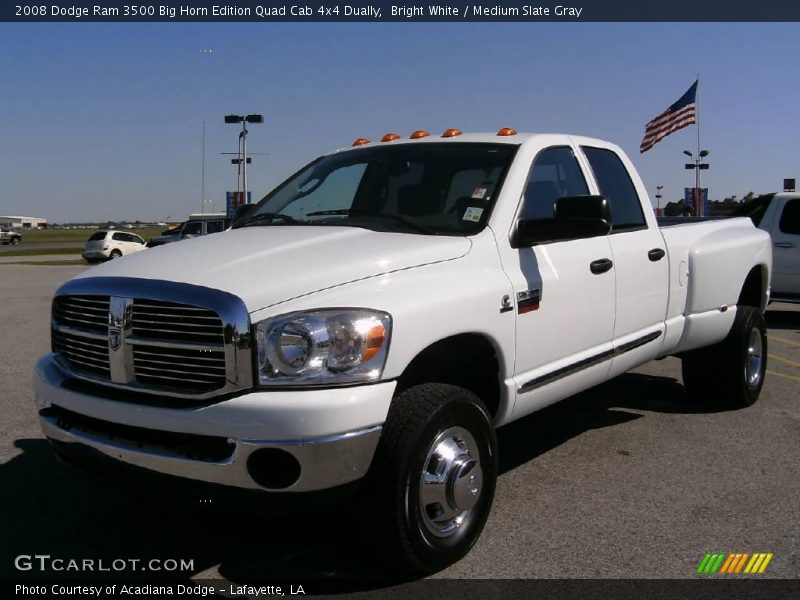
[{"xmin": 235, "ymin": 143, "xmax": 517, "ymax": 235}]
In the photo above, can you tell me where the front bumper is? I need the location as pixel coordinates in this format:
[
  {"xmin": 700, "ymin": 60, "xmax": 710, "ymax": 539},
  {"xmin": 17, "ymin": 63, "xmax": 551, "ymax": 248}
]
[{"xmin": 34, "ymin": 355, "xmax": 395, "ymax": 493}]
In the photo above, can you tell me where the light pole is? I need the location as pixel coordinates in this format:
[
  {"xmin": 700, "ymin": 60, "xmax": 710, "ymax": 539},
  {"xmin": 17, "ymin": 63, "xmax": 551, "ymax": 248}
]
[
  {"xmin": 655, "ymin": 185, "xmax": 663, "ymax": 216},
  {"xmin": 684, "ymin": 149, "xmax": 710, "ymax": 215},
  {"xmin": 225, "ymin": 114, "xmax": 263, "ymax": 213}
]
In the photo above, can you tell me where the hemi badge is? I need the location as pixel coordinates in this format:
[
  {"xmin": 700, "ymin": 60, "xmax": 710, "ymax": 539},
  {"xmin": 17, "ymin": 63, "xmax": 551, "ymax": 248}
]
[{"xmin": 517, "ymin": 289, "xmax": 541, "ymax": 314}]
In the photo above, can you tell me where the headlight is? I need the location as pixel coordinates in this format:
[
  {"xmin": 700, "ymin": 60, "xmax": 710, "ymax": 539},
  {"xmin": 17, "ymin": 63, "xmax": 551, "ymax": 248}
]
[{"xmin": 254, "ymin": 309, "xmax": 392, "ymax": 386}]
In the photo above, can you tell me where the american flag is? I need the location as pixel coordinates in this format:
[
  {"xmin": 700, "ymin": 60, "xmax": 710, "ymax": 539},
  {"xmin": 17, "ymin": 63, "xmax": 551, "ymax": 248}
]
[{"xmin": 640, "ymin": 81, "xmax": 698, "ymax": 153}]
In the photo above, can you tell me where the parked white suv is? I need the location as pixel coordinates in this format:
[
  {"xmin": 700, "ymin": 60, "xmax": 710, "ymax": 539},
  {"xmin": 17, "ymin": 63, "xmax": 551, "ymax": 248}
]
[{"xmin": 82, "ymin": 230, "xmax": 147, "ymax": 263}]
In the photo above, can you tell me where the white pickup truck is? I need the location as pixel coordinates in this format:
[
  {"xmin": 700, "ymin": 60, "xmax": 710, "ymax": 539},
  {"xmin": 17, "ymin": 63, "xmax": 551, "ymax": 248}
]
[{"xmin": 35, "ymin": 130, "xmax": 772, "ymax": 572}]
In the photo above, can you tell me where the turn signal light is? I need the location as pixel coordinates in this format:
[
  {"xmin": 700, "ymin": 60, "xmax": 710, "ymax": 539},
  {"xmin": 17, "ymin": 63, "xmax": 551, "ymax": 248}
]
[
  {"xmin": 352, "ymin": 138, "xmax": 370, "ymax": 146},
  {"xmin": 410, "ymin": 130, "xmax": 430, "ymax": 139},
  {"xmin": 381, "ymin": 133, "xmax": 401, "ymax": 142},
  {"xmin": 497, "ymin": 127, "xmax": 517, "ymax": 136},
  {"xmin": 442, "ymin": 128, "xmax": 463, "ymax": 138},
  {"xmin": 362, "ymin": 323, "xmax": 387, "ymax": 362}
]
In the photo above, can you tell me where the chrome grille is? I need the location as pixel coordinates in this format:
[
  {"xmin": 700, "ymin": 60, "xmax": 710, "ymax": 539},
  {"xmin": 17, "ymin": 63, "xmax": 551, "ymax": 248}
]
[
  {"xmin": 53, "ymin": 296, "xmax": 109, "ymax": 333},
  {"xmin": 133, "ymin": 346, "xmax": 227, "ymax": 392},
  {"xmin": 50, "ymin": 278, "xmax": 252, "ymax": 400},
  {"xmin": 52, "ymin": 329, "xmax": 110, "ymax": 378},
  {"xmin": 131, "ymin": 299, "xmax": 223, "ymax": 344}
]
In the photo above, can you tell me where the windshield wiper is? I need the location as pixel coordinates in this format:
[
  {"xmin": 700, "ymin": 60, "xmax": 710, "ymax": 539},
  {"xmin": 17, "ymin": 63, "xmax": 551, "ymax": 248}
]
[
  {"xmin": 306, "ymin": 209, "xmax": 432, "ymax": 234},
  {"xmin": 237, "ymin": 212, "xmax": 302, "ymax": 227}
]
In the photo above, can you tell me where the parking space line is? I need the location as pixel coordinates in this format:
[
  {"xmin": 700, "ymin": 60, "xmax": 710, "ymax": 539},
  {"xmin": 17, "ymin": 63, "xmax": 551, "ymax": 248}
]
[
  {"xmin": 767, "ymin": 370, "xmax": 800, "ymax": 383},
  {"xmin": 770, "ymin": 334, "xmax": 800, "ymax": 349},
  {"xmin": 768, "ymin": 354, "xmax": 800, "ymax": 369}
]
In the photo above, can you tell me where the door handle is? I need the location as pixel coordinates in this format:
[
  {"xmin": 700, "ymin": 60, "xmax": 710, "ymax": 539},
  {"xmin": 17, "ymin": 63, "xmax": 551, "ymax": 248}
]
[
  {"xmin": 648, "ymin": 248, "xmax": 666, "ymax": 261},
  {"xmin": 590, "ymin": 258, "xmax": 614, "ymax": 274},
  {"xmin": 774, "ymin": 242, "xmax": 797, "ymax": 248}
]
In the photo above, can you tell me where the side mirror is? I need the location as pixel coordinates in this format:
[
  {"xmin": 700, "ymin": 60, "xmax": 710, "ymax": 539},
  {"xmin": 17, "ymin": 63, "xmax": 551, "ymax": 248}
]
[{"xmin": 512, "ymin": 195, "xmax": 611, "ymax": 248}]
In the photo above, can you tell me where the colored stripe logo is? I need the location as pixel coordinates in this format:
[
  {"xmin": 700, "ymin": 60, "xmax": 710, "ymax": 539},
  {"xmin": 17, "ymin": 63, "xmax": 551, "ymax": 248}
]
[{"xmin": 697, "ymin": 552, "xmax": 773, "ymax": 574}]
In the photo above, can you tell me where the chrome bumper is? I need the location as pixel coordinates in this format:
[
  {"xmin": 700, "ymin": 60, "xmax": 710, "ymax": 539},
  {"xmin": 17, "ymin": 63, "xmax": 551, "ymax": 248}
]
[
  {"xmin": 39, "ymin": 413, "xmax": 381, "ymax": 493},
  {"xmin": 34, "ymin": 355, "xmax": 393, "ymax": 493}
]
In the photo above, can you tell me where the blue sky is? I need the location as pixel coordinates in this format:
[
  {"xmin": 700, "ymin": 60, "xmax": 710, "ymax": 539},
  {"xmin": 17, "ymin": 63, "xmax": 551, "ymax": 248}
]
[{"xmin": 0, "ymin": 23, "xmax": 798, "ymax": 222}]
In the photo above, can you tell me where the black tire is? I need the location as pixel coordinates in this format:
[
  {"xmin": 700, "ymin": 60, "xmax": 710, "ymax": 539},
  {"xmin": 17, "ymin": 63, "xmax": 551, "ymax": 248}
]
[
  {"xmin": 109, "ymin": 249, "xmax": 122, "ymax": 260},
  {"xmin": 363, "ymin": 383, "xmax": 497, "ymax": 573},
  {"xmin": 10, "ymin": 237, "xmax": 20, "ymax": 246},
  {"xmin": 681, "ymin": 306, "xmax": 767, "ymax": 408}
]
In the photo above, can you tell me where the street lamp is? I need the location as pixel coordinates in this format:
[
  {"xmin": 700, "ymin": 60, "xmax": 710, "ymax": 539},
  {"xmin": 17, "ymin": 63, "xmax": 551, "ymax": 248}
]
[
  {"xmin": 225, "ymin": 114, "xmax": 263, "ymax": 213},
  {"xmin": 683, "ymin": 149, "xmax": 710, "ymax": 215}
]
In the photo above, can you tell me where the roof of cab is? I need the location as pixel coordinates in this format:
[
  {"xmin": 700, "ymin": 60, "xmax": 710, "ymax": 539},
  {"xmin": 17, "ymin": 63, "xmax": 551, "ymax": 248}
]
[{"xmin": 333, "ymin": 131, "xmax": 613, "ymax": 153}]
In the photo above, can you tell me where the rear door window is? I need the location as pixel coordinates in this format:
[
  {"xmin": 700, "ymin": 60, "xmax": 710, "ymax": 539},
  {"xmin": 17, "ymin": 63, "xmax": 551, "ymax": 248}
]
[
  {"xmin": 582, "ymin": 147, "xmax": 646, "ymax": 231},
  {"xmin": 779, "ymin": 199, "xmax": 800, "ymax": 234}
]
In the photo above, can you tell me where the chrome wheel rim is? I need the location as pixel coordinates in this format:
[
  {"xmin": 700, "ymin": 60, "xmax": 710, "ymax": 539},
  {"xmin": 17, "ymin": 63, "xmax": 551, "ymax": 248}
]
[
  {"xmin": 745, "ymin": 328, "xmax": 763, "ymax": 390},
  {"xmin": 419, "ymin": 426, "xmax": 483, "ymax": 539}
]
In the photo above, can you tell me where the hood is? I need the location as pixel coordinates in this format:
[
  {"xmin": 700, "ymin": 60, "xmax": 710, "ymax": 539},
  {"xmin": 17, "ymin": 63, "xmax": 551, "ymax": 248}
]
[{"xmin": 76, "ymin": 226, "xmax": 471, "ymax": 312}]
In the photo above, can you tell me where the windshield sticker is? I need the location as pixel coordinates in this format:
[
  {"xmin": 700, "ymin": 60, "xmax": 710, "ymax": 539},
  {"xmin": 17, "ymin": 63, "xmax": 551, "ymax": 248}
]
[
  {"xmin": 471, "ymin": 187, "xmax": 488, "ymax": 199},
  {"xmin": 463, "ymin": 207, "xmax": 484, "ymax": 222}
]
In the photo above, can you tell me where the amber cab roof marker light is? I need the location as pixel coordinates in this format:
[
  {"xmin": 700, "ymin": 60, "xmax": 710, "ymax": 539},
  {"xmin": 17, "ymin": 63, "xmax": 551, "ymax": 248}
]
[
  {"xmin": 410, "ymin": 130, "xmax": 430, "ymax": 139},
  {"xmin": 381, "ymin": 133, "xmax": 401, "ymax": 142},
  {"xmin": 497, "ymin": 127, "xmax": 518, "ymax": 136},
  {"xmin": 441, "ymin": 128, "xmax": 463, "ymax": 138},
  {"xmin": 352, "ymin": 138, "xmax": 370, "ymax": 147}
]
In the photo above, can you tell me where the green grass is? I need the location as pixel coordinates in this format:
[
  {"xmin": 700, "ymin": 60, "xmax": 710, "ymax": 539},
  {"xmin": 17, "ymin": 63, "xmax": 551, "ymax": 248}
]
[
  {"xmin": 1, "ymin": 259, "xmax": 88, "ymax": 266},
  {"xmin": 1, "ymin": 247, "xmax": 82, "ymax": 257},
  {"xmin": 19, "ymin": 226, "xmax": 164, "ymax": 244}
]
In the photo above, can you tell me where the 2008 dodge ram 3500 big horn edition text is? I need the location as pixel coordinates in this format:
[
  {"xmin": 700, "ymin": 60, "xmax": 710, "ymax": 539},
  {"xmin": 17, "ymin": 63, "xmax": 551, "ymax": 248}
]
[{"xmin": 35, "ymin": 131, "xmax": 772, "ymax": 572}]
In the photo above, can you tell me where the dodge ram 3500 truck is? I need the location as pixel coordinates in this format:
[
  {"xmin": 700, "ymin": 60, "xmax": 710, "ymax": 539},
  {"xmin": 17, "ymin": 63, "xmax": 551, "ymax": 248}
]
[{"xmin": 35, "ymin": 130, "xmax": 772, "ymax": 572}]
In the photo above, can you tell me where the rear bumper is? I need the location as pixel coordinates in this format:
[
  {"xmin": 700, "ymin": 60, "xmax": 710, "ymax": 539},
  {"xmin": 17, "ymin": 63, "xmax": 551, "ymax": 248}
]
[
  {"xmin": 34, "ymin": 355, "xmax": 394, "ymax": 493},
  {"xmin": 82, "ymin": 250, "xmax": 109, "ymax": 259}
]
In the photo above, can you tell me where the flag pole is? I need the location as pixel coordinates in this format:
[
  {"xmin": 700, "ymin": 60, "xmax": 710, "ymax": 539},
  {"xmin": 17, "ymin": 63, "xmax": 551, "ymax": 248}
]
[{"xmin": 695, "ymin": 75, "xmax": 701, "ymax": 215}]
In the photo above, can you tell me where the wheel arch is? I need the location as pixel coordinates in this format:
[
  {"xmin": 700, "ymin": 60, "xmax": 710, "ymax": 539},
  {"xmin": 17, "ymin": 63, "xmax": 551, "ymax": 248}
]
[
  {"xmin": 738, "ymin": 264, "xmax": 769, "ymax": 312},
  {"xmin": 394, "ymin": 333, "xmax": 505, "ymax": 422}
]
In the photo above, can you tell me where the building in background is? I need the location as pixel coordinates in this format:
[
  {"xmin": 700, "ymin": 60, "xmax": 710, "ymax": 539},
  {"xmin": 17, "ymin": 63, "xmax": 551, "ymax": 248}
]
[{"xmin": 0, "ymin": 215, "xmax": 47, "ymax": 229}]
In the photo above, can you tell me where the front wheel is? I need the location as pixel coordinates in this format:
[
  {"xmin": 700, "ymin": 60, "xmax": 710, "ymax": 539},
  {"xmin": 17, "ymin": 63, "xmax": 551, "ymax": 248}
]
[
  {"xmin": 363, "ymin": 383, "xmax": 497, "ymax": 573},
  {"xmin": 682, "ymin": 306, "xmax": 767, "ymax": 408}
]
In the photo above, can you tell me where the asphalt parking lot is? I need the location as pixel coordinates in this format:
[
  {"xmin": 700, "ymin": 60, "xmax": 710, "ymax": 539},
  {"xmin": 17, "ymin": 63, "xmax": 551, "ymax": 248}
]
[{"xmin": 0, "ymin": 263, "xmax": 797, "ymax": 584}]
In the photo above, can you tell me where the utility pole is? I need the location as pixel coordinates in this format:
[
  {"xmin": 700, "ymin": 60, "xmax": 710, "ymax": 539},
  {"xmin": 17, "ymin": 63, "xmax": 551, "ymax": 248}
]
[
  {"xmin": 683, "ymin": 150, "xmax": 710, "ymax": 215},
  {"xmin": 655, "ymin": 185, "xmax": 663, "ymax": 216},
  {"xmin": 201, "ymin": 121, "xmax": 206, "ymax": 214}
]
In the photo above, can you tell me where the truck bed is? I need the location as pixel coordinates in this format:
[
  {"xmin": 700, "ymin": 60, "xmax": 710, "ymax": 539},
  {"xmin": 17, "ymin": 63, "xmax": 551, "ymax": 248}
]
[{"xmin": 657, "ymin": 216, "xmax": 726, "ymax": 227}]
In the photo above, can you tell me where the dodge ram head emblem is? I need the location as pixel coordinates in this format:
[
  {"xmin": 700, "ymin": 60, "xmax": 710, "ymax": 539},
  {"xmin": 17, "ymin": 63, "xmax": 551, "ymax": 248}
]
[
  {"xmin": 109, "ymin": 329, "xmax": 122, "ymax": 351},
  {"xmin": 107, "ymin": 296, "xmax": 134, "ymax": 383}
]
